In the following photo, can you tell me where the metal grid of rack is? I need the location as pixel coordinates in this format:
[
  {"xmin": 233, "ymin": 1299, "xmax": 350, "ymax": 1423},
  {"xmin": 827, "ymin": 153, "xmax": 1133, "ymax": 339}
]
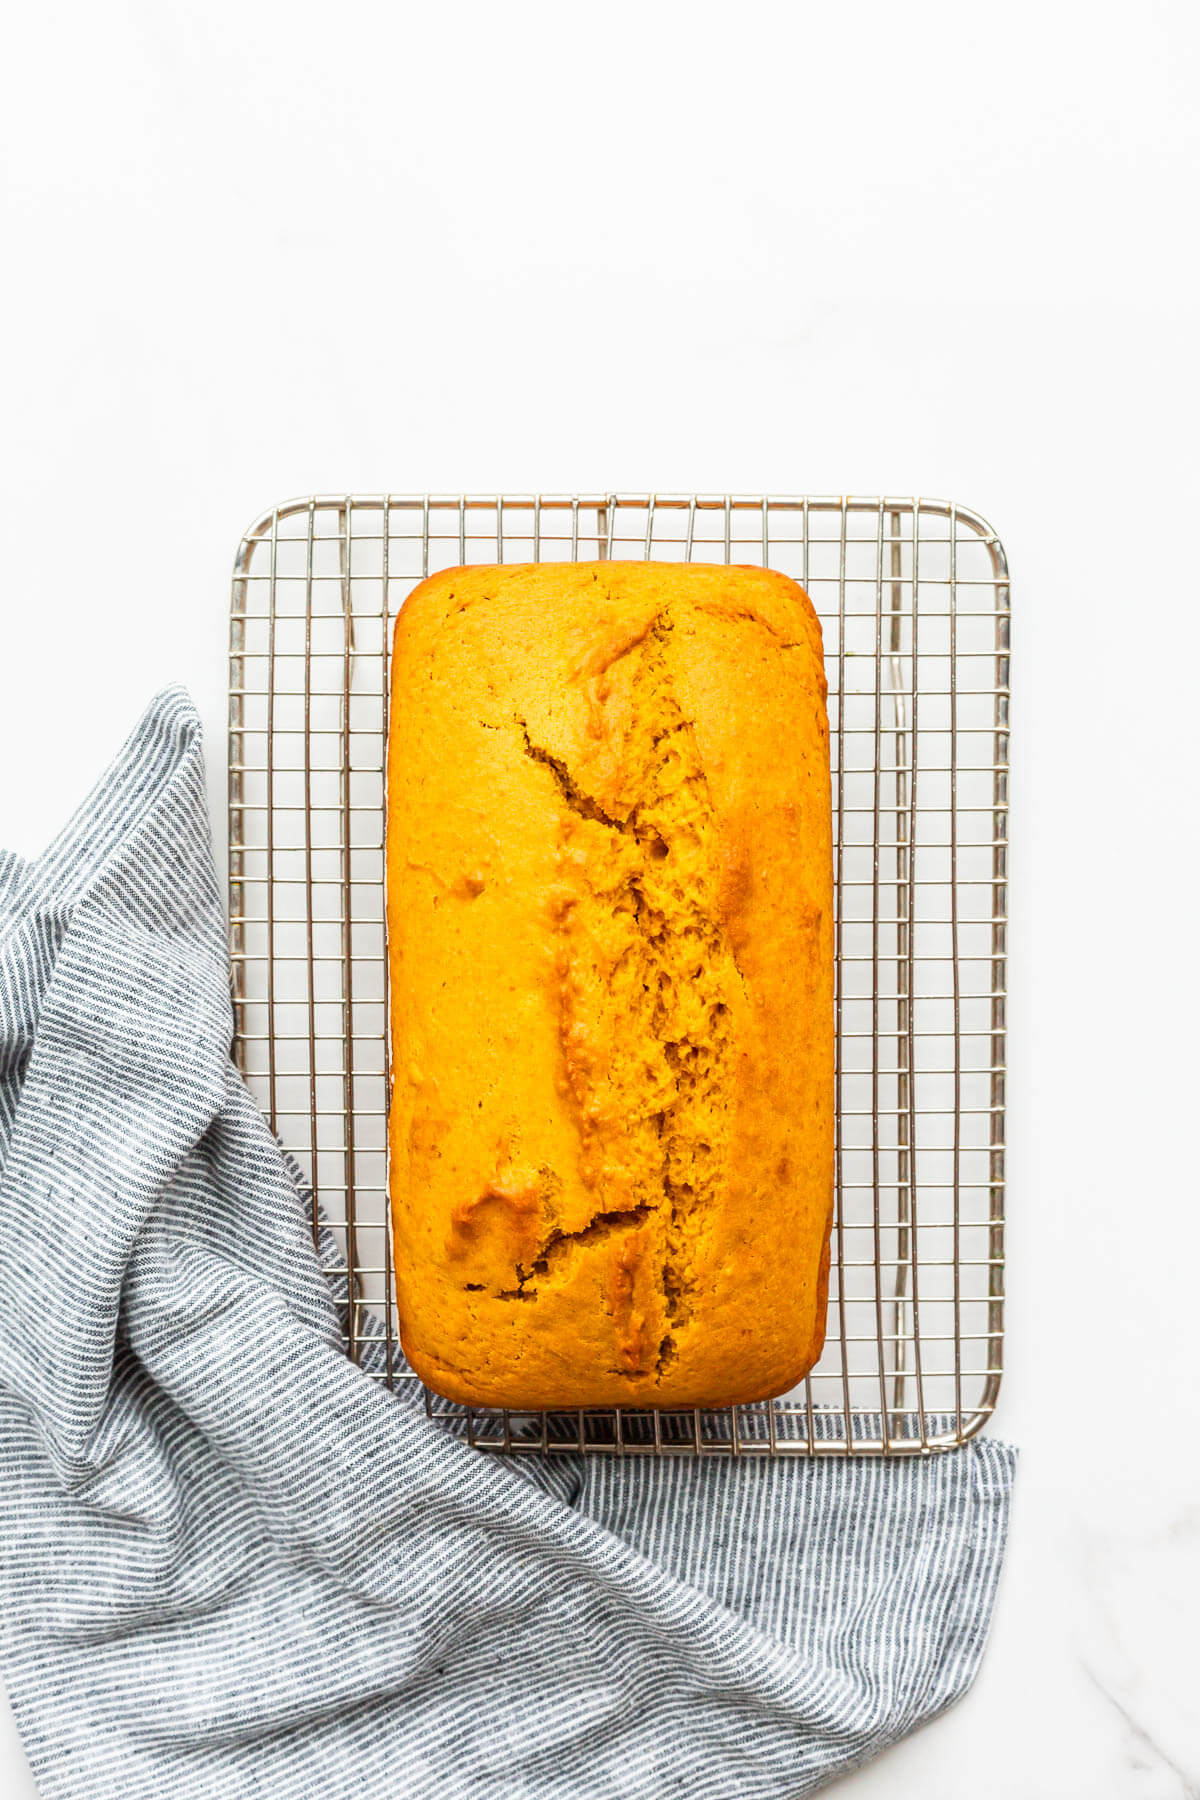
[{"xmin": 229, "ymin": 494, "xmax": 1009, "ymax": 1455}]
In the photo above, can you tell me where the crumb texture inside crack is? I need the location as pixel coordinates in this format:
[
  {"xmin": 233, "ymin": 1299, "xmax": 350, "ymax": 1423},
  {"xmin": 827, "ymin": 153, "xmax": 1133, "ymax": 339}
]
[{"xmin": 521, "ymin": 614, "xmax": 736, "ymax": 1378}]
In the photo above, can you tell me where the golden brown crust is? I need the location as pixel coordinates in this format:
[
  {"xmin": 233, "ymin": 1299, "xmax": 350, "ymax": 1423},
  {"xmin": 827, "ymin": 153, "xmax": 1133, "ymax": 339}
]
[{"xmin": 387, "ymin": 561, "xmax": 833, "ymax": 1409}]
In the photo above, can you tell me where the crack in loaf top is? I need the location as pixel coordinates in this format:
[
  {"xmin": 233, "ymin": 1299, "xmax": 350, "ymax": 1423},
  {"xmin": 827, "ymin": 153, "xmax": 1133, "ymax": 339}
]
[{"xmin": 386, "ymin": 561, "xmax": 834, "ymax": 1412}]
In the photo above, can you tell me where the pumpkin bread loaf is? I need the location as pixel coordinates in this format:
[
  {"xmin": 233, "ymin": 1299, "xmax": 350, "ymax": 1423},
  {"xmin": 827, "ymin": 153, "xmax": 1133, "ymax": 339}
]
[{"xmin": 386, "ymin": 561, "xmax": 833, "ymax": 1410}]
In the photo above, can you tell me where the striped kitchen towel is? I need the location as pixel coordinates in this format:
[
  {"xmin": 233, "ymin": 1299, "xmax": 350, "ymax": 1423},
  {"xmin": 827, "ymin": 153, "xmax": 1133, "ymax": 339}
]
[{"xmin": 0, "ymin": 689, "xmax": 1015, "ymax": 1800}]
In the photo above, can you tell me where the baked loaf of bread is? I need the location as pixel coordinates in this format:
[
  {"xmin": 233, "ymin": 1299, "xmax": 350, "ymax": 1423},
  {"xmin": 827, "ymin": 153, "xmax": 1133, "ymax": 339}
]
[{"xmin": 387, "ymin": 560, "xmax": 833, "ymax": 1410}]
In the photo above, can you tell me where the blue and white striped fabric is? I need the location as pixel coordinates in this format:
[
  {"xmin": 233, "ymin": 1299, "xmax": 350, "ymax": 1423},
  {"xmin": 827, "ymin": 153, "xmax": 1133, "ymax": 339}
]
[{"xmin": 0, "ymin": 690, "xmax": 1015, "ymax": 1800}]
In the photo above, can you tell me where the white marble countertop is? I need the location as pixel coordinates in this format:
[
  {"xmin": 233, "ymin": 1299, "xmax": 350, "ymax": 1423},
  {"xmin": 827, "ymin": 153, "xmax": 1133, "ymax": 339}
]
[{"xmin": 2, "ymin": 5, "xmax": 1199, "ymax": 1795}]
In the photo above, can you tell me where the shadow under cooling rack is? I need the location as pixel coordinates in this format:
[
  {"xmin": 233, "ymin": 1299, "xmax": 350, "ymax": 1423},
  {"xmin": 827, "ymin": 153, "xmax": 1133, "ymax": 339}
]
[{"xmin": 228, "ymin": 494, "xmax": 1009, "ymax": 1457}]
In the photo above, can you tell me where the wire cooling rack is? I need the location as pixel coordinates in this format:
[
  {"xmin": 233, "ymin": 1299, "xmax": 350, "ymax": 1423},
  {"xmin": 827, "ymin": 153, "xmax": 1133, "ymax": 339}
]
[{"xmin": 229, "ymin": 495, "xmax": 1009, "ymax": 1456}]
